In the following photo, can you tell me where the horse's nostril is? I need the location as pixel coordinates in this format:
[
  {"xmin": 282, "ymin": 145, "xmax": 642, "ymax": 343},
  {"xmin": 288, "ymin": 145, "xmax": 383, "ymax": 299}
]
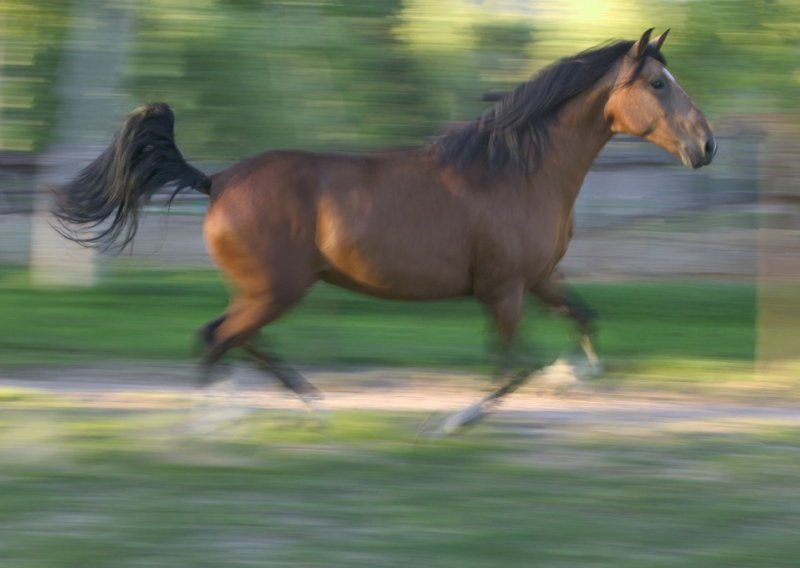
[{"xmin": 704, "ymin": 137, "xmax": 718, "ymax": 159}]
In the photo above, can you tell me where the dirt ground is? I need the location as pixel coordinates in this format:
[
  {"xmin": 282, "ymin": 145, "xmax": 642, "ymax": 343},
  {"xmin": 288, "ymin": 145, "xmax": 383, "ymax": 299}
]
[{"xmin": 4, "ymin": 363, "xmax": 800, "ymax": 433}]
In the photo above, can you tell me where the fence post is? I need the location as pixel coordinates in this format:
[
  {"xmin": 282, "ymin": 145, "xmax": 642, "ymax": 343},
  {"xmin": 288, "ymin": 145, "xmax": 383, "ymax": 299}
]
[{"xmin": 754, "ymin": 116, "xmax": 800, "ymax": 380}]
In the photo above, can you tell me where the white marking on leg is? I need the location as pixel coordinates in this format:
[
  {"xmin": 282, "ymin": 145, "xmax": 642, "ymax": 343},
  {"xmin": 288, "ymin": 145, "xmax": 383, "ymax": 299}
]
[{"xmin": 580, "ymin": 335, "xmax": 601, "ymax": 372}]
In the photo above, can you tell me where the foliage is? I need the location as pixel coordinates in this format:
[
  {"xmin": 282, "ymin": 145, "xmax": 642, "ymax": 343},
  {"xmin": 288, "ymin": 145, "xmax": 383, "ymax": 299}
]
[
  {"xmin": 1, "ymin": 0, "xmax": 797, "ymax": 155},
  {"xmin": 0, "ymin": 0, "xmax": 71, "ymax": 152}
]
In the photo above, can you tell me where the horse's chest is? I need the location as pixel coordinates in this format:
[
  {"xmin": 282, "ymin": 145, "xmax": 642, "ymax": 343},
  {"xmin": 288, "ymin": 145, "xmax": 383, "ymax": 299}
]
[{"xmin": 524, "ymin": 223, "xmax": 571, "ymax": 276}]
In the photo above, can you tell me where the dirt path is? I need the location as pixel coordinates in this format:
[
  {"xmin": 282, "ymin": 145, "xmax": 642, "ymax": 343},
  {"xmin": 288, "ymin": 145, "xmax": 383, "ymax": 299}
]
[{"xmin": 3, "ymin": 364, "xmax": 800, "ymax": 431}]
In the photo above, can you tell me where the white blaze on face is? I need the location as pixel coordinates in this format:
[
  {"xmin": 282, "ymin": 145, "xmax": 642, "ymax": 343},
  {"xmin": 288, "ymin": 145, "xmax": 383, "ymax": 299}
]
[{"xmin": 664, "ymin": 68, "xmax": 677, "ymax": 85}]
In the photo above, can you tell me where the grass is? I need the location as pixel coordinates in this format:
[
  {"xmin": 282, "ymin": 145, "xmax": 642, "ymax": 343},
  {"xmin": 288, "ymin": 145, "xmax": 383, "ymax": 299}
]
[
  {"xmin": 0, "ymin": 265, "xmax": 787, "ymax": 566},
  {"xmin": 0, "ymin": 264, "xmax": 755, "ymax": 375},
  {"xmin": 1, "ymin": 400, "xmax": 799, "ymax": 567}
]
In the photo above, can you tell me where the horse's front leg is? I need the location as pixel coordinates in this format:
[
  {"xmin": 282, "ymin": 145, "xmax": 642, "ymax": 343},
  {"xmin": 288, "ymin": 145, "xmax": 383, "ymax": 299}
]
[
  {"xmin": 438, "ymin": 283, "xmax": 533, "ymax": 435},
  {"xmin": 530, "ymin": 276, "xmax": 601, "ymax": 375}
]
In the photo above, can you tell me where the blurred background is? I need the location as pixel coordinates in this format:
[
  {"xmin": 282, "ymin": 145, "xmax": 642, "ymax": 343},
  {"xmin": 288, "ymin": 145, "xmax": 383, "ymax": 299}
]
[
  {"xmin": 0, "ymin": 0, "xmax": 799, "ymax": 379},
  {"xmin": 3, "ymin": 3, "xmax": 800, "ymax": 567}
]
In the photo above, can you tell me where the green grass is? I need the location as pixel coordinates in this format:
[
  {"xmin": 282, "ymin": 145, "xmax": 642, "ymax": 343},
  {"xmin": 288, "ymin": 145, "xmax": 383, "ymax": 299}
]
[
  {"xmin": 1, "ymin": 403, "xmax": 799, "ymax": 567},
  {"xmin": 0, "ymin": 264, "xmax": 755, "ymax": 374}
]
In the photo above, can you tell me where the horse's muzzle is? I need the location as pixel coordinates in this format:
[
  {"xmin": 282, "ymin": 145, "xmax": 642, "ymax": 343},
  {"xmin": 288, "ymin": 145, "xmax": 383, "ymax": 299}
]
[
  {"xmin": 702, "ymin": 136, "xmax": 718, "ymax": 165},
  {"xmin": 685, "ymin": 135, "xmax": 717, "ymax": 169}
]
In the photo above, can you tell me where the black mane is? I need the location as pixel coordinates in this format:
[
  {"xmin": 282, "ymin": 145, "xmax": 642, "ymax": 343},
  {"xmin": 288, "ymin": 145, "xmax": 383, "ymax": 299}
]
[{"xmin": 434, "ymin": 40, "xmax": 666, "ymax": 172}]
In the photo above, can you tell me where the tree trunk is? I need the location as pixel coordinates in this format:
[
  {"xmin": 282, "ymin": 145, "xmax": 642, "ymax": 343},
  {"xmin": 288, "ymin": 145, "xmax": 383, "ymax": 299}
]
[{"xmin": 30, "ymin": 0, "xmax": 134, "ymax": 286}]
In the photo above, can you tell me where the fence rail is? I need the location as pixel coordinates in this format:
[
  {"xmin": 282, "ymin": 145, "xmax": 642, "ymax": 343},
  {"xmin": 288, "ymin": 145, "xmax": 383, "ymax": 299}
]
[{"xmin": 0, "ymin": 135, "xmax": 764, "ymax": 226}]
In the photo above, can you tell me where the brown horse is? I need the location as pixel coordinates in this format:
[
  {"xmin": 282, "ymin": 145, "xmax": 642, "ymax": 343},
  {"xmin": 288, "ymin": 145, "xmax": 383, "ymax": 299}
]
[{"xmin": 54, "ymin": 29, "xmax": 715, "ymax": 431}]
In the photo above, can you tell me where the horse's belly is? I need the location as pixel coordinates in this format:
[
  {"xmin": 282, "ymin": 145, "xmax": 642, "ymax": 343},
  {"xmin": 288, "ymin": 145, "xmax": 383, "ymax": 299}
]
[
  {"xmin": 314, "ymin": 171, "xmax": 474, "ymax": 300},
  {"xmin": 317, "ymin": 233, "xmax": 472, "ymax": 300}
]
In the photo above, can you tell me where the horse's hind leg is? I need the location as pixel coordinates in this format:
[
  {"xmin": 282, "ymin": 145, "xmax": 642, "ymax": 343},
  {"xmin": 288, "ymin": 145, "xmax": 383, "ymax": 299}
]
[
  {"xmin": 196, "ymin": 315, "xmax": 225, "ymax": 375},
  {"xmin": 189, "ymin": 279, "xmax": 319, "ymax": 436},
  {"xmin": 242, "ymin": 344, "xmax": 321, "ymax": 401},
  {"xmin": 194, "ymin": 313, "xmax": 319, "ymax": 400},
  {"xmin": 193, "ymin": 295, "xmax": 315, "ymax": 423}
]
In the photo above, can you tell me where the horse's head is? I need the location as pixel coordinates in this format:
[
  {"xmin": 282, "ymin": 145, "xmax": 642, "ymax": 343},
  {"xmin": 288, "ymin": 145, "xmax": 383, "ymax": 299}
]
[{"xmin": 605, "ymin": 29, "xmax": 716, "ymax": 169}]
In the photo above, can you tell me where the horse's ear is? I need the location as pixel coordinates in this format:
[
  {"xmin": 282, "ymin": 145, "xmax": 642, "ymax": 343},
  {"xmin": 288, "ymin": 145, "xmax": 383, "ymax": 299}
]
[
  {"xmin": 649, "ymin": 28, "xmax": 670, "ymax": 52},
  {"xmin": 631, "ymin": 28, "xmax": 654, "ymax": 59}
]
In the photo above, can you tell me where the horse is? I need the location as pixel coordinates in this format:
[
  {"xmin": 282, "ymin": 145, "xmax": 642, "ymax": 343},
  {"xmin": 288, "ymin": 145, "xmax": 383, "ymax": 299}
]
[{"xmin": 53, "ymin": 29, "xmax": 716, "ymax": 432}]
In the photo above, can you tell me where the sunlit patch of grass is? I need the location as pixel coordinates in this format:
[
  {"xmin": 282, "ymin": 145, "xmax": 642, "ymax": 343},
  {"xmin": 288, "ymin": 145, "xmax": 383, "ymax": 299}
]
[
  {"xmin": 0, "ymin": 387, "xmax": 58, "ymax": 403},
  {"xmin": 603, "ymin": 357, "xmax": 754, "ymax": 388},
  {"xmin": 599, "ymin": 357, "xmax": 800, "ymax": 401}
]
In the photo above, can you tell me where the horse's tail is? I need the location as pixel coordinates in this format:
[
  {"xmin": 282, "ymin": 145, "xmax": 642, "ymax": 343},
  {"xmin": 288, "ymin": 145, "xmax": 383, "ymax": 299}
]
[{"xmin": 52, "ymin": 103, "xmax": 211, "ymax": 252}]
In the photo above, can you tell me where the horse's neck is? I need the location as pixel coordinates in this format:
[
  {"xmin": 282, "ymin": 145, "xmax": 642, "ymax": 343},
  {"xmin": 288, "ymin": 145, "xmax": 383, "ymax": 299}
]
[{"xmin": 535, "ymin": 85, "xmax": 613, "ymax": 211}]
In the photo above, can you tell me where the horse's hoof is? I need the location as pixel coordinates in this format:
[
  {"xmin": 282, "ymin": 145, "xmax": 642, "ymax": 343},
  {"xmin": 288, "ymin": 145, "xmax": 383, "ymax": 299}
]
[
  {"xmin": 300, "ymin": 388, "xmax": 324, "ymax": 401},
  {"xmin": 436, "ymin": 402, "xmax": 490, "ymax": 436},
  {"xmin": 298, "ymin": 396, "xmax": 329, "ymax": 428},
  {"xmin": 585, "ymin": 359, "xmax": 604, "ymax": 379}
]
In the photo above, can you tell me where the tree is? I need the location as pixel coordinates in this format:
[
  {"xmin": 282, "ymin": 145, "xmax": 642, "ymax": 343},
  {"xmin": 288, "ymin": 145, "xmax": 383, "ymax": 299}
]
[{"xmin": 30, "ymin": 0, "xmax": 135, "ymax": 286}]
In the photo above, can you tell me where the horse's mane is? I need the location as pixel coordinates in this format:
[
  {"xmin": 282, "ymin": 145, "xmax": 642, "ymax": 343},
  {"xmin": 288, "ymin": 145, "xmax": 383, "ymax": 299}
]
[{"xmin": 434, "ymin": 39, "xmax": 666, "ymax": 172}]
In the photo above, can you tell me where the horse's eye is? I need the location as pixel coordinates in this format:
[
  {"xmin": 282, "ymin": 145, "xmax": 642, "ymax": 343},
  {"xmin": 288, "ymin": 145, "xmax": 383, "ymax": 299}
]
[{"xmin": 651, "ymin": 79, "xmax": 665, "ymax": 90}]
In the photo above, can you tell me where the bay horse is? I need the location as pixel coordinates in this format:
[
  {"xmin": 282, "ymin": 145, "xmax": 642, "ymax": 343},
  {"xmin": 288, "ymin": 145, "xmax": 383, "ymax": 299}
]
[{"xmin": 53, "ymin": 29, "xmax": 715, "ymax": 432}]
